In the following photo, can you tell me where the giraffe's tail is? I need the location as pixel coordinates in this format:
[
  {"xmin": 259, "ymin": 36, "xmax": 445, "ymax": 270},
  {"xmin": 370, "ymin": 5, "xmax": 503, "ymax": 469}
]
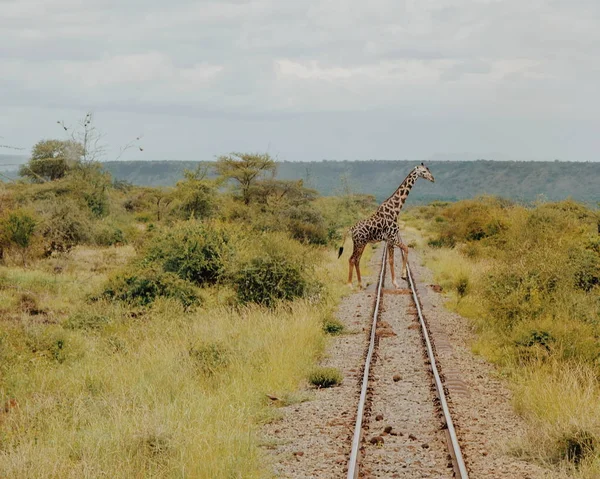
[{"xmin": 338, "ymin": 229, "xmax": 349, "ymax": 258}]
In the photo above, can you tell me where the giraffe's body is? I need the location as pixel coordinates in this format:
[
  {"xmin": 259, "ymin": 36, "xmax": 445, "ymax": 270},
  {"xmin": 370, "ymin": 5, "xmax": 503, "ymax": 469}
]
[{"xmin": 339, "ymin": 164, "xmax": 435, "ymax": 288}]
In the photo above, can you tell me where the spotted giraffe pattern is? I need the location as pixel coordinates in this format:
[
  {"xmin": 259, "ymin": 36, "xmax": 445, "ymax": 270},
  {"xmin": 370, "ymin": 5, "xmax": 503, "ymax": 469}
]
[{"xmin": 340, "ymin": 163, "xmax": 435, "ymax": 288}]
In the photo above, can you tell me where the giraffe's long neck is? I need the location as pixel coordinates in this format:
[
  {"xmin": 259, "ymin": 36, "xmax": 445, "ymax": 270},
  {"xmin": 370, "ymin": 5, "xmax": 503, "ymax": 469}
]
[{"xmin": 376, "ymin": 169, "xmax": 419, "ymax": 218}]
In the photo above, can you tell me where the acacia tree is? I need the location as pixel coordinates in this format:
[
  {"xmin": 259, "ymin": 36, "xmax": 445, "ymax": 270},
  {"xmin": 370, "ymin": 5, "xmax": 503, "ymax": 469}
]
[
  {"xmin": 19, "ymin": 139, "xmax": 84, "ymax": 182},
  {"xmin": 215, "ymin": 152, "xmax": 277, "ymax": 205}
]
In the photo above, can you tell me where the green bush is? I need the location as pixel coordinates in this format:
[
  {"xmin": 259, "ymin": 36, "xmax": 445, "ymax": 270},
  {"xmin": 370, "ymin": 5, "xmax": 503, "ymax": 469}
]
[
  {"xmin": 38, "ymin": 198, "xmax": 91, "ymax": 254},
  {"xmin": 427, "ymin": 233, "xmax": 456, "ymax": 249},
  {"xmin": 323, "ymin": 317, "xmax": 344, "ymax": 335},
  {"xmin": 569, "ymin": 248, "xmax": 600, "ymax": 292},
  {"xmin": 308, "ymin": 367, "xmax": 342, "ymax": 388},
  {"xmin": 93, "ymin": 222, "xmax": 126, "ymax": 246},
  {"xmin": 141, "ymin": 221, "xmax": 230, "ymax": 287},
  {"xmin": 284, "ymin": 205, "xmax": 328, "ymax": 245},
  {"xmin": 232, "ymin": 232, "xmax": 321, "ymax": 307},
  {"xmin": 99, "ymin": 266, "xmax": 200, "ymax": 308},
  {"xmin": 235, "ymin": 257, "xmax": 308, "ymax": 307},
  {"xmin": 0, "ymin": 209, "xmax": 38, "ymax": 264},
  {"xmin": 85, "ymin": 190, "xmax": 109, "ymax": 217}
]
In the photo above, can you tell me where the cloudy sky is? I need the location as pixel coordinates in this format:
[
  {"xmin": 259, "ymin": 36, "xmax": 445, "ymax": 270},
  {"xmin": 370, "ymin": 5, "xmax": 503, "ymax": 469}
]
[{"xmin": 1, "ymin": 0, "xmax": 599, "ymax": 163}]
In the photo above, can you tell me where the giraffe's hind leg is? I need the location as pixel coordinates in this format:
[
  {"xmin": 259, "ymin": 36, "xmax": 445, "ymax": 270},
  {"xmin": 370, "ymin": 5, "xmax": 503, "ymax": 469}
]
[{"xmin": 348, "ymin": 243, "xmax": 366, "ymax": 289}]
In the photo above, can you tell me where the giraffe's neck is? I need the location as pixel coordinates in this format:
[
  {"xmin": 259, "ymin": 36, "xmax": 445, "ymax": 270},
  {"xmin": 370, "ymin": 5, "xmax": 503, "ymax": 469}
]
[{"xmin": 376, "ymin": 170, "xmax": 419, "ymax": 218}]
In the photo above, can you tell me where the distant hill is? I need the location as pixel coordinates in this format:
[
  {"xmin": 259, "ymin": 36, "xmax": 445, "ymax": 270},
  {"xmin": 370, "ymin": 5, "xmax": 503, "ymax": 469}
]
[
  {"xmin": 0, "ymin": 153, "xmax": 27, "ymax": 172},
  {"xmin": 102, "ymin": 160, "xmax": 599, "ymax": 205}
]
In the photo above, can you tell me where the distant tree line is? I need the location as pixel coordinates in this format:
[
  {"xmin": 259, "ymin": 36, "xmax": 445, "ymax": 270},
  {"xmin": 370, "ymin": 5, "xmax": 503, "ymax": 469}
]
[{"xmin": 99, "ymin": 159, "xmax": 600, "ymax": 205}]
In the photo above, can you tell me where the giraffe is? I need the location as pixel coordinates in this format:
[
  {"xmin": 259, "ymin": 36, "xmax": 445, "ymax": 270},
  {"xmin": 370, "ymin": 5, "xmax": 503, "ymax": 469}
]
[{"xmin": 338, "ymin": 163, "xmax": 435, "ymax": 289}]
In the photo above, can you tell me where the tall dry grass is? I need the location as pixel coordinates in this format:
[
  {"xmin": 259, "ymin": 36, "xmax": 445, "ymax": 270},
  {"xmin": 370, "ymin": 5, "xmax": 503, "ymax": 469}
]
[
  {"xmin": 405, "ymin": 198, "xmax": 600, "ymax": 474},
  {"xmin": 0, "ymin": 241, "xmax": 355, "ymax": 478}
]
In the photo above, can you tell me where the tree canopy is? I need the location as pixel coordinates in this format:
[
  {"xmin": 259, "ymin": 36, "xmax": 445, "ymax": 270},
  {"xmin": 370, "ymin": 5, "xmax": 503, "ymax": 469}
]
[
  {"xmin": 215, "ymin": 152, "xmax": 277, "ymax": 204},
  {"xmin": 19, "ymin": 139, "xmax": 83, "ymax": 182}
]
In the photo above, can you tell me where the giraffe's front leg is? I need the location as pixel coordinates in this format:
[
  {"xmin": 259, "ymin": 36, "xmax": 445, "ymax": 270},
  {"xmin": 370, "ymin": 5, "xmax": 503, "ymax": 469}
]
[{"xmin": 387, "ymin": 243, "xmax": 399, "ymax": 288}]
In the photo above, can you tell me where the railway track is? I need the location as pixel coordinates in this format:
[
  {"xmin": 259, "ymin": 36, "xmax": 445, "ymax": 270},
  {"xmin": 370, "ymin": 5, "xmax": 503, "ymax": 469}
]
[{"xmin": 347, "ymin": 246, "xmax": 469, "ymax": 479}]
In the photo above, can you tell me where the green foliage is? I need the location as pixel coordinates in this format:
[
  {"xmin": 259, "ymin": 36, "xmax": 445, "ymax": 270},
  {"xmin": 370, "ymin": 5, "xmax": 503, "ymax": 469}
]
[
  {"xmin": 308, "ymin": 367, "xmax": 342, "ymax": 388},
  {"xmin": 215, "ymin": 152, "xmax": 277, "ymax": 205},
  {"xmin": 232, "ymin": 232, "xmax": 321, "ymax": 307},
  {"xmin": 235, "ymin": 256, "xmax": 309, "ymax": 307},
  {"xmin": 569, "ymin": 248, "xmax": 600, "ymax": 292},
  {"xmin": 142, "ymin": 221, "xmax": 230, "ymax": 286},
  {"xmin": 93, "ymin": 222, "xmax": 126, "ymax": 247},
  {"xmin": 1, "ymin": 209, "xmax": 36, "ymax": 249},
  {"xmin": 0, "ymin": 209, "xmax": 37, "ymax": 264},
  {"xmin": 171, "ymin": 167, "xmax": 217, "ymax": 219},
  {"xmin": 38, "ymin": 198, "xmax": 91, "ymax": 254},
  {"xmin": 85, "ymin": 190, "xmax": 110, "ymax": 217},
  {"xmin": 99, "ymin": 266, "xmax": 200, "ymax": 308},
  {"xmin": 20, "ymin": 139, "xmax": 83, "ymax": 182},
  {"xmin": 285, "ymin": 204, "xmax": 328, "ymax": 245},
  {"xmin": 417, "ymin": 198, "xmax": 600, "ymax": 472},
  {"xmin": 323, "ymin": 317, "xmax": 344, "ymax": 335}
]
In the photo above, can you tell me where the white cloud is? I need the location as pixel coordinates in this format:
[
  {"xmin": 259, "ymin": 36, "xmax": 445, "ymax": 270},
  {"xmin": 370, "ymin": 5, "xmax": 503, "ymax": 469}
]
[{"xmin": 0, "ymin": 0, "xmax": 599, "ymax": 161}]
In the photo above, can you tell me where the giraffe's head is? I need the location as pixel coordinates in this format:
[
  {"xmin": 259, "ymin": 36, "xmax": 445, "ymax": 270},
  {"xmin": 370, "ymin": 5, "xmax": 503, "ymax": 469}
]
[{"xmin": 415, "ymin": 162, "xmax": 435, "ymax": 182}]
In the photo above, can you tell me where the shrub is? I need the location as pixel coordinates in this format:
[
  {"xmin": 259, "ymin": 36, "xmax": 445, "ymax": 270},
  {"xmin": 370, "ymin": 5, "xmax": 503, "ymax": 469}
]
[
  {"xmin": 85, "ymin": 190, "xmax": 109, "ymax": 217},
  {"xmin": 569, "ymin": 248, "xmax": 599, "ymax": 292},
  {"xmin": 38, "ymin": 198, "xmax": 91, "ymax": 255},
  {"xmin": 93, "ymin": 222, "xmax": 126, "ymax": 246},
  {"xmin": 427, "ymin": 233, "xmax": 455, "ymax": 249},
  {"xmin": 98, "ymin": 266, "xmax": 200, "ymax": 309},
  {"xmin": 172, "ymin": 177, "xmax": 217, "ymax": 220},
  {"xmin": 308, "ymin": 367, "xmax": 342, "ymax": 388},
  {"xmin": 142, "ymin": 221, "xmax": 230, "ymax": 286},
  {"xmin": 235, "ymin": 257, "xmax": 308, "ymax": 307},
  {"xmin": 232, "ymin": 231, "xmax": 321, "ymax": 307},
  {"xmin": 0, "ymin": 209, "xmax": 38, "ymax": 265},
  {"xmin": 323, "ymin": 317, "xmax": 344, "ymax": 335},
  {"xmin": 284, "ymin": 205, "xmax": 328, "ymax": 245}
]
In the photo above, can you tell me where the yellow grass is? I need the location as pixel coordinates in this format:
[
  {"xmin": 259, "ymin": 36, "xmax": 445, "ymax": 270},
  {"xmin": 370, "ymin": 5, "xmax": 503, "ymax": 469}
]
[
  {"xmin": 405, "ymin": 199, "xmax": 600, "ymax": 475},
  {"xmin": 0, "ymin": 245, "xmax": 357, "ymax": 478}
]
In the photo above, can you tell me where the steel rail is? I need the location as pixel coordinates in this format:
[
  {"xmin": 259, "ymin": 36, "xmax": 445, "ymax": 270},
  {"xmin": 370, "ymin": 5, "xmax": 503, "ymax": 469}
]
[
  {"xmin": 403, "ymin": 255, "xmax": 470, "ymax": 479},
  {"xmin": 346, "ymin": 246, "xmax": 387, "ymax": 479}
]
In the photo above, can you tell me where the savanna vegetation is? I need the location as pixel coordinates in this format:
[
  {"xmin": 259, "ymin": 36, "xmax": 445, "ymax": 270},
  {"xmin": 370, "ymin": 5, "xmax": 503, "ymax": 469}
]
[
  {"xmin": 0, "ymin": 137, "xmax": 376, "ymax": 477},
  {"xmin": 95, "ymin": 159, "xmax": 600, "ymax": 204},
  {"xmin": 404, "ymin": 197, "xmax": 600, "ymax": 477}
]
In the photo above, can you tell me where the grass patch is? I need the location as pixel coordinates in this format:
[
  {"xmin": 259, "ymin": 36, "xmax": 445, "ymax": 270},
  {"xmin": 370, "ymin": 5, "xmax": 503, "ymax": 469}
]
[{"xmin": 308, "ymin": 367, "xmax": 343, "ymax": 388}]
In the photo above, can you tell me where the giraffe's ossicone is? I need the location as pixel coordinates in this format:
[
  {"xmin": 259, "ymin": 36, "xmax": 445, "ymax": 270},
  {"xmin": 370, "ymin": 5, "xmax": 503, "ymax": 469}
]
[{"xmin": 338, "ymin": 163, "xmax": 435, "ymax": 289}]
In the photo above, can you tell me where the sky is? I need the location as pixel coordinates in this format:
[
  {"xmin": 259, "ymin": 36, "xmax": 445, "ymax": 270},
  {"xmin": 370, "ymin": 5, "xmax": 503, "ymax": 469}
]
[{"xmin": 1, "ymin": 0, "xmax": 599, "ymax": 163}]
